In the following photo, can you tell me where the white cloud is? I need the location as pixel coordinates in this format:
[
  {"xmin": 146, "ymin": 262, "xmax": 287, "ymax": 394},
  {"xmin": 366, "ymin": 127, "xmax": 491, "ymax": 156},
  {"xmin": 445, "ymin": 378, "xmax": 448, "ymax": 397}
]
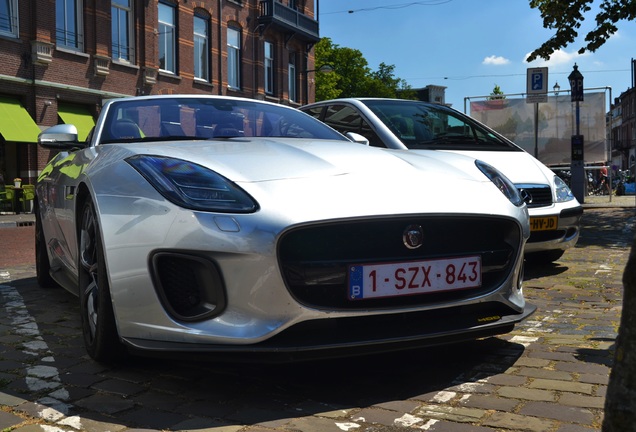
[
  {"xmin": 483, "ymin": 55, "xmax": 510, "ymax": 65},
  {"xmin": 525, "ymin": 49, "xmax": 588, "ymax": 66}
]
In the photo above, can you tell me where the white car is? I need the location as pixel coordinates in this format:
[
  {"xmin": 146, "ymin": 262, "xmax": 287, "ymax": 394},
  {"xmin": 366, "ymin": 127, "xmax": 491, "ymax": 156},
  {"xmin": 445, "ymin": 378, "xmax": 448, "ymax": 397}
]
[
  {"xmin": 302, "ymin": 98, "xmax": 583, "ymax": 263},
  {"xmin": 36, "ymin": 95, "xmax": 533, "ymax": 363}
]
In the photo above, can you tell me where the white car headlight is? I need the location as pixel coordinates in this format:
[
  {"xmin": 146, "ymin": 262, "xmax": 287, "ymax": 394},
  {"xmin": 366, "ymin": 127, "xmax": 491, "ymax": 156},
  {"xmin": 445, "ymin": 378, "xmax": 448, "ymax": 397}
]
[
  {"xmin": 475, "ymin": 160, "xmax": 524, "ymax": 207},
  {"xmin": 554, "ymin": 175, "xmax": 575, "ymax": 202},
  {"xmin": 127, "ymin": 155, "xmax": 258, "ymax": 213}
]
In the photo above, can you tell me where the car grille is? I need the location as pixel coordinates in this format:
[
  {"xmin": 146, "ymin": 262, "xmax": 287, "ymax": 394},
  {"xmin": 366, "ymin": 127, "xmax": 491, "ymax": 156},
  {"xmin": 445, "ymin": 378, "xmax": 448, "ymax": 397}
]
[
  {"xmin": 278, "ymin": 216, "xmax": 521, "ymax": 310},
  {"xmin": 517, "ymin": 185, "xmax": 552, "ymax": 208}
]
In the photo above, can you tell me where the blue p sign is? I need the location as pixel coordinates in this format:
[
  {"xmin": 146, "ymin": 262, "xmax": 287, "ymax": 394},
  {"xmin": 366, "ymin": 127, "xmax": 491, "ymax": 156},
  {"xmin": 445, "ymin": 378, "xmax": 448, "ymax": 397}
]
[{"xmin": 532, "ymin": 72, "xmax": 543, "ymax": 90}]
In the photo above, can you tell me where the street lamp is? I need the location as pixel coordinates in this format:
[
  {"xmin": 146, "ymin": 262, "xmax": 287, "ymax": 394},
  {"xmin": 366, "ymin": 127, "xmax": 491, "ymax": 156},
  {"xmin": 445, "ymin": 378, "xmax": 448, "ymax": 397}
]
[
  {"xmin": 301, "ymin": 64, "xmax": 334, "ymax": 75},
  {"xmin": 553, "ymin": 82, "xmax": 560, "ymax": 145},
  {"xmin": 568, "ymin": 64, "xmax": 585, "ymax": 203}
]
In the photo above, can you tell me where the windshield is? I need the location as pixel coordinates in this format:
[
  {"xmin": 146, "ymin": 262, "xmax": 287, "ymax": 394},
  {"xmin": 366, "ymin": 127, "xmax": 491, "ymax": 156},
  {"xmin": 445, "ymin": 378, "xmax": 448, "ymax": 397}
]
[
  {"xmin": 99, "ymin": 97, "xmax": 348, "ymax": 144},
  {"xmin": 362, "ymin": 100, "xmax": 520, "ymax": 151}
]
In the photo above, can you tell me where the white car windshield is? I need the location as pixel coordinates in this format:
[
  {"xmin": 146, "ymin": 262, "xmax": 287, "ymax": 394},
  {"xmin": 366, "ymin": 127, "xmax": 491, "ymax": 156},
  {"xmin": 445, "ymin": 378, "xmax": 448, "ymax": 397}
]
[
  {"xmin": 362, "ymin": 99, "xmax": 520, "ymax": 152},
  {"xmin": 100, "ymin": 97, "xmax": 348, "ymax": 144}
]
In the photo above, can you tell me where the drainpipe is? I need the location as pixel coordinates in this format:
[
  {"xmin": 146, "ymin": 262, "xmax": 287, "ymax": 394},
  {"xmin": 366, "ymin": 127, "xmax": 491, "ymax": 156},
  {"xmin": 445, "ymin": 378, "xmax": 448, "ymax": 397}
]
[{"xmin": 218, "ymin": 0, "xmax": 224, "ymax": 95}]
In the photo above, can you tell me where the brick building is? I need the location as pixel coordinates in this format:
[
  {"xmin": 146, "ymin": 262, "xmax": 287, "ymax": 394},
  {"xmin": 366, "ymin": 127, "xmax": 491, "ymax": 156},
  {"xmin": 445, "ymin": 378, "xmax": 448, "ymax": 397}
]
[{"xmin": 0, "ymin": 0, "xmax": 319, "ymax": 190}]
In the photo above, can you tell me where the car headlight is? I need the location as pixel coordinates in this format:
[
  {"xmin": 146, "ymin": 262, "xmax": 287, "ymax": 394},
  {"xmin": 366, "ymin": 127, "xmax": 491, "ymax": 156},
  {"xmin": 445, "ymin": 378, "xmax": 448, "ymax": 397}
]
[
  {"xmin": 554, "ymin": 175, "xmax": 575, "ymax": 202},
  {"xmin": 475, "ymin": 160, "xmax": 524, "ymax": 207},
  {"xmin": 126, "ymin": 155, "xmax": 258, "ymax": 213}
]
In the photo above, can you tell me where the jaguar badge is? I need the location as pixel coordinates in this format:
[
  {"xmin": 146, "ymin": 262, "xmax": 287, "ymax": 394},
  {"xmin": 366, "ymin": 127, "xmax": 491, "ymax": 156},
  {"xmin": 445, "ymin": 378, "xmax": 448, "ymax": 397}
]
[{"xmin": 403, "ymin": 224, "xmax": 424, "ymax": 250}]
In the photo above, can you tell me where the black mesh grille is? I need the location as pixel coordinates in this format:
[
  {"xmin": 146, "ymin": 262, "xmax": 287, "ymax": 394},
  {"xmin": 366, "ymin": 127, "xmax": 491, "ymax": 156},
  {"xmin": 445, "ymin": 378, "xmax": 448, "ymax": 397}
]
[
  {"xmin": 518, "ymin": 185, "xmax": 552, "ymax": 208},
  {"xmin": 152, "ymin": 253, "xmax": 226, "ymax": 321},
  {"xmin": 278, "ymin": 216, "xmax": 520, "ymax": 310}
]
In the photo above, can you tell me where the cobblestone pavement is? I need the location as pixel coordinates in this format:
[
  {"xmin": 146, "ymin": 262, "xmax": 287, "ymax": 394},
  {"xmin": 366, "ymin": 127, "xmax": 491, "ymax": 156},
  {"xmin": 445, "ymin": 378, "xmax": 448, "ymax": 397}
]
[{"xmin": 0, "ymin": 207, "xmax": 634, "ymax": 432}]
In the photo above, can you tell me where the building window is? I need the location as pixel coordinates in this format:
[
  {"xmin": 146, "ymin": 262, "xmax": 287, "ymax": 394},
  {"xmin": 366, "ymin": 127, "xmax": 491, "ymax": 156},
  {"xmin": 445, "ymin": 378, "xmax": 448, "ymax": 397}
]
[
  {"xmin": 112, "ymin": 0, "xmax": 134, "ymax": 62},
  {"xmin": 193, "ymin": 13, "xmax": 209, "ymax": 81},
  {"xmin": 227, "ymin": 27, "xmax": 241, "ymax": 89},
  {"xmin": 264, "ymin": 41, "xmax": 274, "ymax": 94},
  {"xmin": 0, "ymin": 0, "xmax": 18, "ymax": 38},
  {"xmin": 56, "ymin": 0, "xmax": 83, "ymax": 50},
  {"xmin": 158, "ymin": 2, "xmax": 176, "ymax": 73},
  {"xmin": 288, "ymin": 52, "xmax": 297, "ymax": 102}
]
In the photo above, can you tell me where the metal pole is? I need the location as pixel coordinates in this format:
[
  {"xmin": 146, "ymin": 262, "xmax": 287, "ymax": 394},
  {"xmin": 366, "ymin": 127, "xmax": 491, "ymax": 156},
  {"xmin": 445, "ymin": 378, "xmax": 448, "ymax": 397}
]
[{"xmin": 534, "ymin": 103, "xmax": 539, "ymax": 158}]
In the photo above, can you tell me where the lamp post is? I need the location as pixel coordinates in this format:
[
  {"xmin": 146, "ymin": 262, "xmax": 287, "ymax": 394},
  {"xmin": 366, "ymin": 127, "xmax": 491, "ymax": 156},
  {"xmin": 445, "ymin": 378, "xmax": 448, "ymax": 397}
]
[
  {"xmin": 568, "ymin": 64, "xmax": 585, "ymax": 203},
  {"xmin": 553, "ymin": 82, "xmax": 560, "ymax": 149},
  {"xmin": 301, "ymin": 64, "xmax": 334, "ymax": 105}
]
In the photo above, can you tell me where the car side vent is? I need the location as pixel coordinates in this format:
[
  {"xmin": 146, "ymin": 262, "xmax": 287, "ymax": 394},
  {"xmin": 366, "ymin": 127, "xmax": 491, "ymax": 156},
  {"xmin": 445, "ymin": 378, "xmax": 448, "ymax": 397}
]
[{"xmin": 151, "ymin": 252, "xmax": 226, "ymax": 322}]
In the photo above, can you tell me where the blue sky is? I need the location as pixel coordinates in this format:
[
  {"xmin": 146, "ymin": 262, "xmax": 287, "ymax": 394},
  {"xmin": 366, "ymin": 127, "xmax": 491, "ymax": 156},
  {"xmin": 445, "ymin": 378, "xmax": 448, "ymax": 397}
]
[{"xmin": 317, "ymin": 0, "xmax": 635, "ymax": 111}]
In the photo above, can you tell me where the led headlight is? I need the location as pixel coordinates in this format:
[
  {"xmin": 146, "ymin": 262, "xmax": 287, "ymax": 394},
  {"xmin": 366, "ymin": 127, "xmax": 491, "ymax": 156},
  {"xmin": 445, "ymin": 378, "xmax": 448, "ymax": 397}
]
[{"xmin": 127, "ymin": 155, "xmax": 258, "ymax": 213}]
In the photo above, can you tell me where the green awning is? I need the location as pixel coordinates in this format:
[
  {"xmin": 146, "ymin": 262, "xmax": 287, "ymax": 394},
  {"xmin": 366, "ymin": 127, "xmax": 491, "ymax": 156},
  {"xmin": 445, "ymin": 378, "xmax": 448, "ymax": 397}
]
[
  {"xmin": 58, "ymin": 104, "xmax": 95, "ymax": 142},
  {"xmin": 0, "ymin": 97, "xmax": 42, "ymax": 143}
]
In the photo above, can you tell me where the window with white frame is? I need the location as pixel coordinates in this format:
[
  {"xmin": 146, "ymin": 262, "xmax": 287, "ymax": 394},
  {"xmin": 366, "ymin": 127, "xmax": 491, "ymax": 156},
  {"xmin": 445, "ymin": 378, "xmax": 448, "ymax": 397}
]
[
  {"xmin": 158, "ymin": 2, "xmax": 176, "ymax": 73},
  {"xmin": 112, "ymin": 0, "xmax": 134, "ymax": 62},
  {"xmin": 288, "ymin": 53, "xmax": 297, "ymax": 102},
  {"xmin": 0, "ymin": 0, "xmax": 18, "ymax": 38},
  {"xmin": 264, "ymin": 41, "xmax": 274, "ymax": 94},
  {"xmin": 227, "ymin": 27, "xmax": 241, "ymax": 89},
  {"xmin": 194, "ymin": 13, "xmax": 209, "ymax": 81},
  {"xmin": 56, "ymin": 0, "xmax": 83, "ymax": 50}
]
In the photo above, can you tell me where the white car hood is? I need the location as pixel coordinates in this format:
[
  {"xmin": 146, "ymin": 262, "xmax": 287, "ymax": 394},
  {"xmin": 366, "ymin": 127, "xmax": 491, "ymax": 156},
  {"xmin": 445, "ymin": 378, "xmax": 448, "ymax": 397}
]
[
  {"xmin": 111, "ymin": 138, "xmax": 482, "ymax": 184},
  {"xmin": 441, "ymin": 150, "xmax": 554, "ymax": 186}
]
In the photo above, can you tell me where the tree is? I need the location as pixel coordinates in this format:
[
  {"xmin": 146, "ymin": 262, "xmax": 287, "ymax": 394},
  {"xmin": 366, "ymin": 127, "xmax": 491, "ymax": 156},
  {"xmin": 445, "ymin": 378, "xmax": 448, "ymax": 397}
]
[
  {"xmin": 527, "ymin": 0, "xmax": 636, "ymax": 62},
  {"xmin": 313, "ymin": 38, "xmax": 415, "ymax": 100},
  {"xmin": 488, "ymin": 84, "xmax": 506, "ymax": 100}
]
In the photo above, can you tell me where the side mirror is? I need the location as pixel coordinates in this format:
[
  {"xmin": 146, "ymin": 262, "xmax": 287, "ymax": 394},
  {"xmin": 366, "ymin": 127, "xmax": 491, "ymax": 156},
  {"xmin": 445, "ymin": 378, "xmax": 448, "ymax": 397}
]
[
  {"xmin": 38, "ymin": 124, "xmax": 85, "ymax": 149},
  {"xmin": 345, "ymin": 132, "xmax": 369, "ymax": 146}
]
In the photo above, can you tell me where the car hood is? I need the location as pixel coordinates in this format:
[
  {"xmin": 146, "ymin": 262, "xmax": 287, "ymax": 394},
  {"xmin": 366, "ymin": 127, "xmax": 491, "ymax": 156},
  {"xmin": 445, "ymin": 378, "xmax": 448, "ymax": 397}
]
[
  {"xmin": 101, "ymin": 138, "xmax": 483, "ymax": 184},
  {"xmin": 439, "ymin": 150, "xmax": 554, "ymax": 186},
  {"xmin": 88, "ymin": 139, "xmax": 525, "ymax": 220}
]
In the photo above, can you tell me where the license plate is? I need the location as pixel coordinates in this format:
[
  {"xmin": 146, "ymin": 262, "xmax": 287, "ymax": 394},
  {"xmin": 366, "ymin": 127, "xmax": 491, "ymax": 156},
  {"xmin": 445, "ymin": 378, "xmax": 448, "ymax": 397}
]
[
  {"xmin": 348, "ymin": 255, "xmax": 481, "ymax": 300},
  {"xmin": 530, "ymin": 216, "xmax": 558, "ymax": 231}
]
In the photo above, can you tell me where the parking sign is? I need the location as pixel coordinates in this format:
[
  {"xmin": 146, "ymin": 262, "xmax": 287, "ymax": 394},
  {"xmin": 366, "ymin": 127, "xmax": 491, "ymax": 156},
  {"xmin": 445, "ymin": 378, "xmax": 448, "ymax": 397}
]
[{"xmin": 526, "ymin": 67, "xmax": 548, "ymax": 103}]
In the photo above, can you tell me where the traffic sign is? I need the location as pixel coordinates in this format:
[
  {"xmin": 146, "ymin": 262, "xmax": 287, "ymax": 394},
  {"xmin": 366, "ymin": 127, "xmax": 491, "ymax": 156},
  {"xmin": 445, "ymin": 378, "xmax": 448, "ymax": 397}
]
[{"xmin": 526, "ymin": 67, "xmax": 548, "ymax": 103}]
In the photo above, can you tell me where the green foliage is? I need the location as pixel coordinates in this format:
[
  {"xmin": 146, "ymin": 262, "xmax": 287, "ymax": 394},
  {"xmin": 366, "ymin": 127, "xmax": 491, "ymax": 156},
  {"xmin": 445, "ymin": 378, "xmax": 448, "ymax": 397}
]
[
  {"xmin": 527, "ymin": 0, "xmax": 636, "ymax": 62},
  {"xmin": 314, "ymin": 38, "xmax": 416, "ymax": 101},
  {"xmin": 489, "ymin": 84, "xmax": 506, "ymax": 100}
]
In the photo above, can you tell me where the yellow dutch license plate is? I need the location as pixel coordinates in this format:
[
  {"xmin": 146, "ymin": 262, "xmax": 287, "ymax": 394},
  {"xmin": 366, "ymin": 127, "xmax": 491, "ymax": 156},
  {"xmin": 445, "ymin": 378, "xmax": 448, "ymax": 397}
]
[{"xmin": 530, "ymin": 216, "xmax": 558, "ymax": 231}]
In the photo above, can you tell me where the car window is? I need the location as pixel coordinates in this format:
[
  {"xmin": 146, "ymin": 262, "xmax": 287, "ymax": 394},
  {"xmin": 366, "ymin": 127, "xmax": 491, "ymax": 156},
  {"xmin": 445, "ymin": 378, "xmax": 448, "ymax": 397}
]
[
  {"xmin": 99, "ymin": 98, "xmax": 348, "ymax": 144},
  {"xmin": 362, "ymin": 100, "xmax": 519, "ymax": 151},
  {"xmin": 321, "ymin": 104, "xmax": 385, "ymax": 147}
]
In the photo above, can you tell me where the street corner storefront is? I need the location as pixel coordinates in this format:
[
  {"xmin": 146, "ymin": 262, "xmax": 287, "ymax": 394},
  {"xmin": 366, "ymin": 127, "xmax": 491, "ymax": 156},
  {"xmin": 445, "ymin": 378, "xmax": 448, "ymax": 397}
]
[
  {"xmin": 0, "ymin": 96, "xmax": 96, "ymax": 214},
  {"xmin": 0, "ymin": 96, "xmax": 42, "ymax": 214},
  {"xmin": 57, "ymin": 102, "xmax": 96, "ymax": 142}
]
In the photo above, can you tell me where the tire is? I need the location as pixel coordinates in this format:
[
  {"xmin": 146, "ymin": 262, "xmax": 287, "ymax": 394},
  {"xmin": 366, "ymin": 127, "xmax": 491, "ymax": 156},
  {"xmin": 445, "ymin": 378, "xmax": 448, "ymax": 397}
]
[
  {"xmin": 35, "ymin": 205, "xmax": 59, "ymax": 289},
  {"xmin": 78, "ymin": 199, "xmax": 127, "ymax": 363},
  {"xmin": 525, "ymin": 249, "xmax": 565, "ymax": 264}
]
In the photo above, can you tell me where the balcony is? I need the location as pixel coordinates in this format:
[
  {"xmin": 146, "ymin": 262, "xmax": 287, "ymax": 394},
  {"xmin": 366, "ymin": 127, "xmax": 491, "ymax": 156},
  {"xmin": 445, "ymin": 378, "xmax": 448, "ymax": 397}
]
[{"xmin": 258, "ymin": 0, "xmax": 320, "ymax": 43}]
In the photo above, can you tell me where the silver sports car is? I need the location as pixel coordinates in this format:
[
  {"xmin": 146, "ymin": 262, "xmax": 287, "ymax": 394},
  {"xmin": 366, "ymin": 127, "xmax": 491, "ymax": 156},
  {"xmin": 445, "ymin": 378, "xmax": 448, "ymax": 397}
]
[{"xmin": 36, "ymin": 95, "xmax": 534, "ymax": 363}]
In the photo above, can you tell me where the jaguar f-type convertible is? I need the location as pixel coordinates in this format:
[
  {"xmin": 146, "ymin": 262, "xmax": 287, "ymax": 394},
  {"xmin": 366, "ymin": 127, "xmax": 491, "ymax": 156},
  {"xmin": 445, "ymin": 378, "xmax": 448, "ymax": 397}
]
[{"xmin": 36, "ymin": 95, "xmax": 534, "ymax": 362}]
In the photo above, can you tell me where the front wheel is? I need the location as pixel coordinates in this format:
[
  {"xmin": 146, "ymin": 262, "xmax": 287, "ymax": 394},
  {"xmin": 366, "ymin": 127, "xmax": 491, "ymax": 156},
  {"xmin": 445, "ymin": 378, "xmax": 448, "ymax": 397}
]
[{"xmin": 78, "ymin": 199, "xmax": 127, "ymax": 362}]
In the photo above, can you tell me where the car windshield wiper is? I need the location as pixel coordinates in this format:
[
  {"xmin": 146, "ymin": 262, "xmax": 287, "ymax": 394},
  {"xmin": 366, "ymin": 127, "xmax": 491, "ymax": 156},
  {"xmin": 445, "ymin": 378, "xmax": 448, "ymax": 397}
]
[{"xmin": 407, "ymin": 134, "xmax": 513, "ymax": 150}]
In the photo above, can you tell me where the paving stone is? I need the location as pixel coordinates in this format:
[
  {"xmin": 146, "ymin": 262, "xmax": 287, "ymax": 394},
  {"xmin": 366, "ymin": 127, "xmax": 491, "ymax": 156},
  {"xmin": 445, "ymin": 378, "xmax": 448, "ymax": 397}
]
[
  {"xmin": 519, "ymin": 402, "xmax": 595, "ymax": 424},
  {"xmin": 498, "ymin": 386, "xmax": 556, "ymax": 402},
  {"xmin": 483, "ymin": 411, "xmax": 556, "ymax": 432},
  {"xmin": 528, "ymin": 378, "xmax": 595, "ymax": 395}
]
